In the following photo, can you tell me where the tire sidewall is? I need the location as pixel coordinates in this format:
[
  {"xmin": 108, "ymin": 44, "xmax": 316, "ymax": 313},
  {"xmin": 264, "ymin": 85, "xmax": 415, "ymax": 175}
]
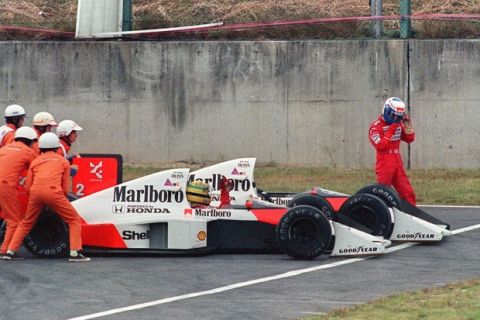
[
  {"xmin": 355, "ymin": 184, "xmax": 401, "ymax": 208},
  {"xmin": 23, "ymin": 208, "xmax": 69, "ymax": 258},
  {"xmin": 288, "ymin": 194, "xmax": 335, "ymax": 220},
  {"xmin": 276, "ymin": 205, "xmax": 333, "ymax": 260},
  {"xmin": 339, "ymin": 193, "xmax": 393, "ymax": 237}
]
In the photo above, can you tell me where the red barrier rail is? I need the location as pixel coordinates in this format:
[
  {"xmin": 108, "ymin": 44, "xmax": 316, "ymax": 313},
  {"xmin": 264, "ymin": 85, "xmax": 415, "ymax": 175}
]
[
  {"xmin": 122, "ymin": 13, "xmax": 480, "ymax": 38},
  {"xmin": 1, "ymin": 13, "xmax": 479, "ymax": 39},
  {"xmin": 409, "ymin": 13, "xmax": 480, "ymax": 21}
]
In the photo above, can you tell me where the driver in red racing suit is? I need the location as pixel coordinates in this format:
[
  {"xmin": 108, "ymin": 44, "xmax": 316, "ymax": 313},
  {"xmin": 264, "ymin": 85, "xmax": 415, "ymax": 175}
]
[{"xmin": 369, "ymin": 97, "xmax": 416, "ymax": 205}]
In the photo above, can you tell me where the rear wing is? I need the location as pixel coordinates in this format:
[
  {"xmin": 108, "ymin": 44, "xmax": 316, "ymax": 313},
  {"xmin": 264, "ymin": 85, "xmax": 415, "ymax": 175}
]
[{"xmin": 189, "ymin": 158, "xmax": 257, "ymax": 206}]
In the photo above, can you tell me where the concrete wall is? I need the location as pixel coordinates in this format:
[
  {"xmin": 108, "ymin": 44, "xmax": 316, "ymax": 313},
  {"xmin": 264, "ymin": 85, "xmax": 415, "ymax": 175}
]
[
  {"xmin": 0, "ymin": 40, "xmax": 478, "ymax": 168},
  {"xmin": 410, "ymin": 40, "xmax": 480, "ymax": 168}
]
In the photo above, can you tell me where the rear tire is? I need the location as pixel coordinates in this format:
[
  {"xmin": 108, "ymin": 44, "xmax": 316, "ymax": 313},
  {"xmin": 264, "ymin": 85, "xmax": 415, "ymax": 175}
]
[
  {"xmin": 23, "ymin": 209, "xmax": 69, "ymax": 257},
  {"xmin": 276, "ymin": 205, "xmax": 333, "ymax": 260},
  {"xmin": 23, "ymin": 193, "xmax": 78, "ymax": 258},
  {"xmin": 288, "ymin": 194, "xmax": 335, "ymax": 220},
  {"xmin": 355, "ymin": 184, "xmax": 401, "ymax": 208},
  {"xmin": 339, "ymin": 193, "xmax": 393, "ymax": 237}
]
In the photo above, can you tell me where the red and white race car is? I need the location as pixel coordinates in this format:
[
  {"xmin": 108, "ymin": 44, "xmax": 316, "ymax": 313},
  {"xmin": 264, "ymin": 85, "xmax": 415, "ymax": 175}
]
[{"xmin": 9, "ymin": 157, "xmax": 450, "ymax": 260}]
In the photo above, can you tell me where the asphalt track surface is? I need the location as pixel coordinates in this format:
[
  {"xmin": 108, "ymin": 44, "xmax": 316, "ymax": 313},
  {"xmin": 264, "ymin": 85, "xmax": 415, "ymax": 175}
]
[{"xmin": 0, "ymin": 207, "xmax": 479, "ymax": 320}]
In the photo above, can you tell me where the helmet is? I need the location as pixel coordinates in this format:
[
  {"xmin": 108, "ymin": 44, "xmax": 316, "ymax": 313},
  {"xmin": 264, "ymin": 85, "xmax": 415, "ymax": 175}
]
[
  {"xmin": 33, "ymin": 112, "xmax": 57, "ymax": 126},
  {"xmin": 186, "ymin": 180, "xmax": 211, "ymax": 206},
  {"xmin": 57, "ymin": 120, "xmax": 83, "ymax": 137},
  {"xmin": 382, "ymin": 97, "xmax": 406, "ymax": 124},
  {"xmin": 5, "ymin": 104, "xmax": 26, "ymax": 117},
  {"xmin": 38, "ymin": 132, "xmax": 60, "ymax": 149},
  {"xmin": 14, "ymin": 126, "xmax": 37, "ymax": 140}
]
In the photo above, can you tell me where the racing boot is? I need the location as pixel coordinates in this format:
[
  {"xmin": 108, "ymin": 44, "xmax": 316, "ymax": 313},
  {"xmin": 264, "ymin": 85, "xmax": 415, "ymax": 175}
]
[{"xmin": 69, "ymin": 250, "xmax": 91, "ymax": 262}]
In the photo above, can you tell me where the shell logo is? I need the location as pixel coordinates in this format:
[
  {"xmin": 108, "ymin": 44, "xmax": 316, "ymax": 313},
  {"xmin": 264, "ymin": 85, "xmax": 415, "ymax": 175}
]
[{"xmin": 197, "ymin": 231, "xmax": 207, "ymax": 241}]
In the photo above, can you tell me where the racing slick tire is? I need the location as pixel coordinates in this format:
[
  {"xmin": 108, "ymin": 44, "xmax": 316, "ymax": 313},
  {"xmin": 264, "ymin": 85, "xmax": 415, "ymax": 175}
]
[
  {"xmin": 339, "ymin": 193, "xmax": 393, "ymax": 238},
  {"xmin": 288, "ymin": 194, "xmax": 335, "ymax": 220},
  {"xmin": 23, "ymin": 193, "xmax": 78, "ymax": 258},
  {"xmin": 355, "ymin": 184, "xmax": 401, "ymax": 208},
  {"xmin": 276, "ymin": 205, "xmax": 333, "ymax": 260}
]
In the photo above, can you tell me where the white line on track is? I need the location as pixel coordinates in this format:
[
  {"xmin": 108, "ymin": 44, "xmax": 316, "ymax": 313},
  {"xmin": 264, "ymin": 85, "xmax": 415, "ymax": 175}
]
[
  {"xmin": 419, "ymin": 204, "xmax": 480, "ymax": 209},
  {"xmin": 451, "ymin": 224, "xmax": 480, "ymax": 235},
  {"xmin": 69, "ymin": 224, "xmax": 480, "ymax": 320}
]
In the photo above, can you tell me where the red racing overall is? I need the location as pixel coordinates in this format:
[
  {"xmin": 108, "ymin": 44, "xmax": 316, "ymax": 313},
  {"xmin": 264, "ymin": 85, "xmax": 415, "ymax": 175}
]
[{"xmin": 369, "ymin": 115, "xmax": 416, "ymax": 205}]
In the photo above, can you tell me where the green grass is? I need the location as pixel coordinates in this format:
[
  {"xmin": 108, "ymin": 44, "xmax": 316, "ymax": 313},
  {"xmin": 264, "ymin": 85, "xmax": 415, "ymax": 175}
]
[
  {"xmin": 307, "ymin": 278, "xmax": 480, "ymax": 320},
  {"xmin": 123, "ymin": 165, "xmax": 480, "ymax": 205}
]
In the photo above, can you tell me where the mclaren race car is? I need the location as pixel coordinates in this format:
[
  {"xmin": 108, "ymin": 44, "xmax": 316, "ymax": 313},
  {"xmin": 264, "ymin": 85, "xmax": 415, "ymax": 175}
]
[{"xmin": 9, "ymin": 158, "xmax": 450, "ymax": 260}]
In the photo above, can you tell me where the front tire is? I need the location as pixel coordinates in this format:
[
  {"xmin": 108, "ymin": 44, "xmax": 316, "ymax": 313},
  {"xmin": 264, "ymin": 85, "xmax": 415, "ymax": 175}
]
[{"xmin": 276, "ymin": 205, "xmax": 333, "ymax": 260}]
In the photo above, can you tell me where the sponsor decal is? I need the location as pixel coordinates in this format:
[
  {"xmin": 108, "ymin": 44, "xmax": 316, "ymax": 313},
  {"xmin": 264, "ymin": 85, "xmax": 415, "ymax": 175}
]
[
  {"xmin": 238, "ymin": 160, "xmax": 251, "ymax": 168},
  {"xmin": 396, "ymin": 233, "xmax": 435, "ymax": 240},
  {"xmin": 372, "ymin": 188, "xmax": 398, "ymax": 206},
  {"xmin": 195, "ymin": 208, "xmax": 232, "ymax": 217},
  {"xmin": 164, "ymin": 179, "xmax": 179, "ymax": 187},
  {"xmin": 112, "ymin": 204, "xmax": 125, "ymax": 214},
  {"xmin": 113, "ymin": 204, "xmax": 171, "ymax": 214},
  {"xmin": 231, "ymin": 168, "xmax": 243, "ymax": 175},
  {"xmin": 184, "ymin": 208, "xmax": 193, "ymax": 216},
  {"xmin": 270, "ymin": 197, "xmax": 291, "ymax": 206},
  {"xmin": 189, "ymin": 174, "xmax": 251, "ymax": 192},
  {"xmin": 122, "ymin": 230, "xmax": 150, "ymax": 240},
  {"xmin": 90, "ymin": 161, "xmax": 103, "ymax": 180},
  {"xmin": 383, "ymin": 126, "xmax": 402, "ymax": 141},
  {"xmin": 197, "ymin": 231, "xmax": 207, "ymax": 241},
  {"xmin": 338, "ymin": 246, "xmax": 378, "ymax": 254},
  {"xmin": 171, "ymin": 171, "xmax": 185, "ymax": 179},
  {"xmin": 126, "ymin": 205, "xmax": 171, "ymax": 214},
  {"xmin": 113, "ymin": 185, "xmax": 184, "ymax": 203}
]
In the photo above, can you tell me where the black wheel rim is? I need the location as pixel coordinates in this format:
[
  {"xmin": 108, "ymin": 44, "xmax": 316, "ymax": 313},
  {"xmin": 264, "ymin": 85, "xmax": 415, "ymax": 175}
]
[
  {"xmin": 346, "ymin": 205, "xmax": 379, "ymax": 234},
  {"xmin": 288, "ymin": 217, "xmax": 321, "ymax": 247},
  {"xmin": 31, "ymin": 210, "xmax": 67, "ymax": 245}
]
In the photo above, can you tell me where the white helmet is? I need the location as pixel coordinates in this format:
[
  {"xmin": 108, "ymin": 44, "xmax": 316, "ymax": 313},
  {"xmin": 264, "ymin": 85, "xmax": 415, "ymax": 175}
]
[
  {"xmin": 57, "ymin": 120, "xmax": 83, "ymax": 137},
  {"xmin": 33, "ymin": 112, "xmax": 57, "ymax": 126},
  {"xmin": 38, "ymin": 132, "xmax": 60, "ymax": 149},
  {"xmin": 5, "ymin": 104, "xmax": 26, "ymax": 117},
  {"xmin": 382, "ymin": 97, "xmax": 406, "ymax": 124},
  {"xmin": 14, "ymin": 126, "xmax": 37, "ymax": 140}
]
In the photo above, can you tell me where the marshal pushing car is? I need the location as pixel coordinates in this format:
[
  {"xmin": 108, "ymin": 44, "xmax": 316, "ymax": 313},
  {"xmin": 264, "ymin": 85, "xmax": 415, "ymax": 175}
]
[{"xmin": 14, "ymin": 158, "xmax": 450, "ymax": 260}]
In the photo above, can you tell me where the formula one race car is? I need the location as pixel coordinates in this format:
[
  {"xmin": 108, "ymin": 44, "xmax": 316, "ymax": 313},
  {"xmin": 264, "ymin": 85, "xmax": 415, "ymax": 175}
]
[
  {"xmin": 260, "ymin": 185, "xmax": 451, "ymax": 242},
  {"xmin": 13, "ymin": 158, "xmax": 450, "ymax": 260}
]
